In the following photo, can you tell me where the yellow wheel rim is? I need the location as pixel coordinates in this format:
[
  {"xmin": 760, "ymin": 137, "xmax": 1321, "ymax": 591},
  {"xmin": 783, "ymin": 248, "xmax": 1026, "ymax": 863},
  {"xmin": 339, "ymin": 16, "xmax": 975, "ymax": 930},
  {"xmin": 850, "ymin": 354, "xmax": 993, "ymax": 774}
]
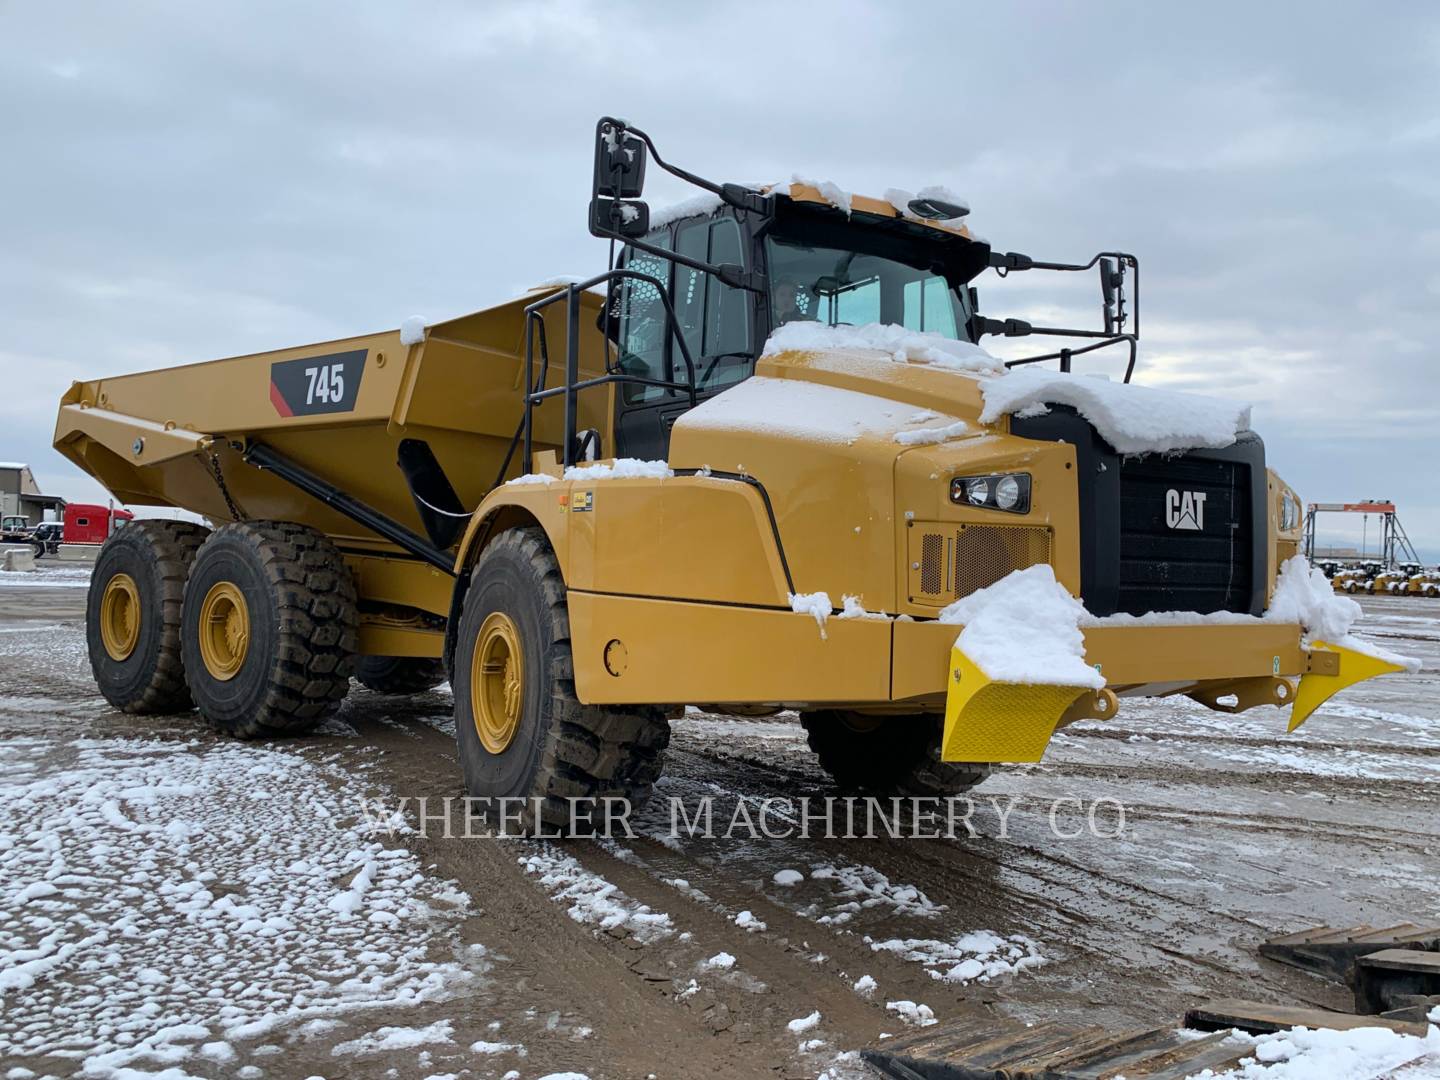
[
  {"xmin": 471, "ymin": 611, "xmax": 524, "ymax": 754},
  {"xmin": 99, "ymin": 573, "xmax": 141, "ymax": 662},
  {"xmin": 197, "ymin": 581, "xmax": 250, "ymax": 681}
]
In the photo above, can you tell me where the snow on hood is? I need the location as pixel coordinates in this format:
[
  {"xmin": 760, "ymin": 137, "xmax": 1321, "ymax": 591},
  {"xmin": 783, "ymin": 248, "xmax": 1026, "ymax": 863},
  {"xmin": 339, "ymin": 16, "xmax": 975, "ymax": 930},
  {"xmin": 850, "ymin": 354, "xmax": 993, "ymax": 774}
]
[
  {"xmin": 938, "ymin": 565, "xmax": 1105, "ymax": 689},
  {"xmin": 764, "ymin": 321, "xmax": 1252, "ymax": 456},
  {"xmin": 675, "ymin": 375, "xmax": 970, "ymax": 448},
  {"xmin": 978, "ymin": 367, "xmax": 1253, "ymax": 455},
  {"xmin": 763, "ymin": 321, "xmax": 1002, "ymax": 374}
]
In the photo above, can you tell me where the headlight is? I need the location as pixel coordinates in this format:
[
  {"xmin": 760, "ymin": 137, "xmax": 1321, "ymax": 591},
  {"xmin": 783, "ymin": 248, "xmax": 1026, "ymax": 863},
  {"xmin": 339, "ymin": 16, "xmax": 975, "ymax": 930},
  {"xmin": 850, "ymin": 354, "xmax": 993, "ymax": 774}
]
[
  {"xmin": 1280, "ymin": 491, "xmax": 1301, "ymax": 532},
  {"xmin": 950, "ymin": 473, "xmax": 1031, "ymax": 514}
]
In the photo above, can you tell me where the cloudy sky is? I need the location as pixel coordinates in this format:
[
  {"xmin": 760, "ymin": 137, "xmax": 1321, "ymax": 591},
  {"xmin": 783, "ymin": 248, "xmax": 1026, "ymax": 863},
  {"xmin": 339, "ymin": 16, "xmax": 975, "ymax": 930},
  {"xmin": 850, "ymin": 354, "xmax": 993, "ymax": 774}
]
[{"xmin": 3, "ymin": 1, "xmax": 1437, "ymax": 557}]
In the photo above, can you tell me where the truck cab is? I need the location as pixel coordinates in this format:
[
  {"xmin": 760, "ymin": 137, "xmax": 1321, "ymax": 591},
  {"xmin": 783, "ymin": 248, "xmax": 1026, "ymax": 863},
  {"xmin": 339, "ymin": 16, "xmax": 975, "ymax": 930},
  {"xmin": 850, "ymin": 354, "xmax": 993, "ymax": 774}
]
[{"xmin": 608, "ymin": 191, "xmax": 987, "ymax": 462}]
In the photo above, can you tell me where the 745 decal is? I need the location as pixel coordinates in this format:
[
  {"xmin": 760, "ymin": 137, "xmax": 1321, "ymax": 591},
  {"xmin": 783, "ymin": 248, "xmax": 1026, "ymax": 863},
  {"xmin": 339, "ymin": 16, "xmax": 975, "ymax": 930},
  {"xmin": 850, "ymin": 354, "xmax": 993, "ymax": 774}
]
[{"xmin": 269, "ymin": 349, "xmax": 367, "ymax": 417}]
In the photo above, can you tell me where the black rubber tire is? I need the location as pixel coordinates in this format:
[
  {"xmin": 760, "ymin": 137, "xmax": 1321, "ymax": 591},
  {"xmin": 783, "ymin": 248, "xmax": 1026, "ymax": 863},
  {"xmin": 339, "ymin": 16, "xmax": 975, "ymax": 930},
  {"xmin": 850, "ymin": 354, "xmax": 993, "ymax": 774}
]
[
  {"xmin": 181, "ymin": 521, "xmax": 357, "ymax": 738},
  {"xmin": 86, "ymin": 520, "xmax": 211, "ymax": 714},
  {"xmin": 800, "ymin": 710, "xmax": 991, "ymax": 797},
  {"xmin": 31, "ymin": 540, "xmax": 45, "ymax": 559},
  {"xmin": 452, "ymin": 528, "xmax": 669, "ymax": 834},
  {"xmin": 355, "ymin": 655, "xmax": 447, "ymax": 694}
]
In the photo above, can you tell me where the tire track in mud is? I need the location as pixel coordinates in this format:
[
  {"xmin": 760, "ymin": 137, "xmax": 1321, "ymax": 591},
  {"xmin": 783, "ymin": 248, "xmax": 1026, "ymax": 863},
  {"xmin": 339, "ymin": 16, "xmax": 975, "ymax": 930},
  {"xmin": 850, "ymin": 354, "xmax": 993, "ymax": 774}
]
[
  {"xmin": 660, "ymin": 721, "xmax": 1407, "ymax": 1023},
  {"xmin": 329, "ymin": 705, "xmax": 903, "ymax": 1077}
]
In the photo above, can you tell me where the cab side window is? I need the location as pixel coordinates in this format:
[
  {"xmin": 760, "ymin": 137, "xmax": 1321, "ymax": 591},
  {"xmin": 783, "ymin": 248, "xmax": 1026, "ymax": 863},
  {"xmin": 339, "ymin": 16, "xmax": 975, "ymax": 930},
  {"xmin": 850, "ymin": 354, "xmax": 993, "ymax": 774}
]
[
  {"xmin": 617, "ymin": 232, "xmax": 673, "ymax": 402},
  {"xmin": 671, "ymin": 217, "xmax": 751, "ymax": 391}
]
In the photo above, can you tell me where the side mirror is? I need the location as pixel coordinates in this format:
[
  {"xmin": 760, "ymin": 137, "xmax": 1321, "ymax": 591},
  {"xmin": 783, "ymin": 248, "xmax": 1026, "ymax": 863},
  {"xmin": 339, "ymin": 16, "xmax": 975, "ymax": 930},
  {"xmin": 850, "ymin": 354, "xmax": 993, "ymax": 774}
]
[
  {"xmin": 593, "ymin": 118, "xmax": 647, "ymax": 199},
  {"xmin": 589, "ymin": 197, "xmax": 650, "ymax": 239},
  {"xmin": 1099, "ymin": 257, "xmax": 1123, "ymax": 335}
]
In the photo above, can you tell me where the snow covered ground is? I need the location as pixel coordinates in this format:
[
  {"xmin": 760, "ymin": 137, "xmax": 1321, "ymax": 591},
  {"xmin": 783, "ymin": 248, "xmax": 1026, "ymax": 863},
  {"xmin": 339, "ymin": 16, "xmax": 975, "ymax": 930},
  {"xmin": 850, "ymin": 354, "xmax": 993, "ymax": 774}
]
[
  {"xmin": 1, "ymin": 577, "xmax": 1436, "ymax": 1079},
  {"xmin": 0, "ymin": 735, "xmax": 479, "ymax": 1077}
]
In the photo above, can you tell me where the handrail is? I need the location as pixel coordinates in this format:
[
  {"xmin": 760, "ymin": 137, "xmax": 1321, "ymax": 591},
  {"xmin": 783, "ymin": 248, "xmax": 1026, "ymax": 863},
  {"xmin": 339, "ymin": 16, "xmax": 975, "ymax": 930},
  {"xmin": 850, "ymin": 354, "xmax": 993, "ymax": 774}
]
[{"xmin": 521, "ymin": 269, "xmax": 698, "ymax": 470}]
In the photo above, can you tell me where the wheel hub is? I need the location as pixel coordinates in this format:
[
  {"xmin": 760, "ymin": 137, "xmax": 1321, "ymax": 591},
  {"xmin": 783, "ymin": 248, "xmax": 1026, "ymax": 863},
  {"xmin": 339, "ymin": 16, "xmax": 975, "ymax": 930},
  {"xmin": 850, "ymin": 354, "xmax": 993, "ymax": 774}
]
[
  {"xmin": 472, "ymin": 611, "xmax": 525, "ymax": 754},
  {"xmin": 198, "ymin": 580, "xmax": 250, "ymax": 681},
  {"xmin": 99, "ymin": 573, "xmax": 141, "ymax": 661}
]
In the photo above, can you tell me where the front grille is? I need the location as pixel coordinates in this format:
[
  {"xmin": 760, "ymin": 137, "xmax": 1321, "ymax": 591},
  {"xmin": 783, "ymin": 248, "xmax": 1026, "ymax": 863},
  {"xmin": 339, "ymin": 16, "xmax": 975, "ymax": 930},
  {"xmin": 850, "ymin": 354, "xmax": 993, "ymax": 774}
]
[
  {"xmin": 1118, "ymin": 455, "xmax": 1252, "ymax": 615},
  {"xmin": 909, "ymin": 523, "xmax": 1052, "ymax": 606},
  {"xmin": 1009, "ymin": 406, "xmax": 1267, "ymax": 618}
]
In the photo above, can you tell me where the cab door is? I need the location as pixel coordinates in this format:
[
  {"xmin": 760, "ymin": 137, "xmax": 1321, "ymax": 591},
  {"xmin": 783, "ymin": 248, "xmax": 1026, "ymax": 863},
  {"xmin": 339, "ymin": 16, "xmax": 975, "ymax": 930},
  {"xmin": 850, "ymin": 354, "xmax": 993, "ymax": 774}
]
[{"xmin": 612, "ymin": 212, "xmax": 757, "ymax": 461}]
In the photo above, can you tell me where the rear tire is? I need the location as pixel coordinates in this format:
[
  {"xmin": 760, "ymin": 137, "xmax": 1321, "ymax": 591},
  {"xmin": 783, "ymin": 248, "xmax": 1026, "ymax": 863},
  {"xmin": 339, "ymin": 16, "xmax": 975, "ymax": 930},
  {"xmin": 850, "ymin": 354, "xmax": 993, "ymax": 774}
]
[
  {"xmin": 86, "ymin": 520, "xmax": 210, "ymax": 713},
  {"xmin": 355, "ymin": 655, "xmax": 447, "ymax": 694},
  {"xmin": 800, "ymin": 710, "xmax": 991, "ymax": 797},
  {"xmin": 181, "ymin": 521, "xmax": 357, "ymax": 738},
  {"xmin": 453, "ymin": 528, "xmax": 669, "ymax": 833}
]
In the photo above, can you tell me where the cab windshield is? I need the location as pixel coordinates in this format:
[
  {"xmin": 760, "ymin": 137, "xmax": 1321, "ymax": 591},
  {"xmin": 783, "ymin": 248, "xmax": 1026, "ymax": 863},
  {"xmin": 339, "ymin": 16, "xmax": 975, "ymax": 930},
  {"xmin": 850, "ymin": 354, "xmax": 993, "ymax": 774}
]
[{"xmin": 766, "ymin": 234, "xmax": 970, "ymax": 339}]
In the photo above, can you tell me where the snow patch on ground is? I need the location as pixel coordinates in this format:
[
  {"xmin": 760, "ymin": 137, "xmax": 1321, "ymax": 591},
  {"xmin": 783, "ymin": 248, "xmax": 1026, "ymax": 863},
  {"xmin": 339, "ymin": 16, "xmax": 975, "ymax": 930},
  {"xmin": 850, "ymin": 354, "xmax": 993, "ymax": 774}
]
[
  {"xmin": 940, "ymin": 564, "xmax": 1104, "ymax": 689},
  {"xmin": 803, "ymin": 863, "xmax": 944, "ymax": 925},
  {"xmin": 332, "ymin": 1019, "xmax": 454, "ymax": 1056},
  {"xmin": 786, "ymin": 1010, "xmax": 822, "ymax": 1034},
  {"xmin": 0, "ymin": 737, "xmax": 473, "ymax": 1074},
  {"xmin": 868, "ymin": 930, "xmax": 1047, "ymax": 984},
  {"xmin": 562, "ymin": 458, "xmax": 673, "ymax": 481},
  {"xmin": 520, "ymin": 847, "xmax": 674, "ymax": 943},
  {"xmin": 852, "ymin": 974, "xmax": 877, "ymax": 997},
  {"xmin": 885, "ymin": 1000, "xmax": 937, "ymax": 1027},
  {"xmin": 1189, "ymin": 1021, "xmax": 1440, "ymax": 1078},
  {"xmin": 0, "ymin": 562, "xmax": 92, "ymax": 588},
  {"xmin": 772, "ymin": 868, "xmax": 804, "ymax": 886},
  {"xmin": 978, "ymin": 366, "xmax": 1251, "ymax": 455}
]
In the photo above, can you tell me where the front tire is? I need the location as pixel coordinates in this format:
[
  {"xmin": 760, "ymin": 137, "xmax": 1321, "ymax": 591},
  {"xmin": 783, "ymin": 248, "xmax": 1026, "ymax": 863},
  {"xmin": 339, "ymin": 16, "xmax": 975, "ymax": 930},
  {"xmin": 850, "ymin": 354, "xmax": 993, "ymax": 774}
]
[
  {"xmin": 800, "ymin": 710, "xmax": 991, "ymax": 797},
  {"xmin": 181, "ymin": 521, "xmax": 357, "ymax": 738},
  {"xmin": 355, "ymin": 655, "xmax": 447, "ymax": 694},
  {"xmin": 452, "ymin": 528, "xmax": 668, "ymax": 833},
  {"xmin": 86, "ymin": 520, "xmax": 210, "ymax": 713}
]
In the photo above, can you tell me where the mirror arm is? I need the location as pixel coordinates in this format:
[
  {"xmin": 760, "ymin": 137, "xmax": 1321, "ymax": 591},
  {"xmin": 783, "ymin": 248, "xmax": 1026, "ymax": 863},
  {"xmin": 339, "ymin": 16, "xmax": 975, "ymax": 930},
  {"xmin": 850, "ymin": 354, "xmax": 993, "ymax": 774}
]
[{"xmin": 602, "ymin": 117, "xmax": 773, "ymax": 218}]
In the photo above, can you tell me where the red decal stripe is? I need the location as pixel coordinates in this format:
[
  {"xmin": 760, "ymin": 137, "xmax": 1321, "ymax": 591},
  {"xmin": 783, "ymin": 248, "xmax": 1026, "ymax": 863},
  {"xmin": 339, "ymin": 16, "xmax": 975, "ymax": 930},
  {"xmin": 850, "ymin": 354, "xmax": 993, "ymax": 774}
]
[{"xmin": 269, "ymin": 380, "xmax": 293, "ymax": 418}]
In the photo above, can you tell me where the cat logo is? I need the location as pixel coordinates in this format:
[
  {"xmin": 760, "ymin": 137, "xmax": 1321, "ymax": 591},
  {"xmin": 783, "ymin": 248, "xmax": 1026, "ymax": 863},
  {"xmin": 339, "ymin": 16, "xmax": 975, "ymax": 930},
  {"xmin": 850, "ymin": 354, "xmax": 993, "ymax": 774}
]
[{"xmin": 1165, "ymin": 488, "xmax": 1207, "ymax": 531}]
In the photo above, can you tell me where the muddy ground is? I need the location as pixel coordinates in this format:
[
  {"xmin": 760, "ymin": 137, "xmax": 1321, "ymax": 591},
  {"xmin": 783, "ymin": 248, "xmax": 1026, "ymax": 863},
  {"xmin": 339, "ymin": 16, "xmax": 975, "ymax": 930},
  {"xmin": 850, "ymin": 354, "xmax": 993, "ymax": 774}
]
[{"xmin": 1, "ymin": 564, "xmax": 1436, "ymax": 1079}]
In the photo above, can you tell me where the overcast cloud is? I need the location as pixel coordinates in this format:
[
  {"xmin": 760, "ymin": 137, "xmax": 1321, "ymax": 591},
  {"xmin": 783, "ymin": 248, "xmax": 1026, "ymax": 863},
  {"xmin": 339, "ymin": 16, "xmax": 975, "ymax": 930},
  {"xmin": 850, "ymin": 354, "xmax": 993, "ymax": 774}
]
[{"xmin": 2, "ymin": 1, "xmax": 1437, "ymax": 556}]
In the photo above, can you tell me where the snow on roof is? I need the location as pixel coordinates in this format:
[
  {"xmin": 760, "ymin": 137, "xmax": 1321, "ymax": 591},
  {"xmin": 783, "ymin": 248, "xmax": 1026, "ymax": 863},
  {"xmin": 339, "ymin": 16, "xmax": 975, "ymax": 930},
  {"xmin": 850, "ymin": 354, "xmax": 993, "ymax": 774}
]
[
  {"xmin": 938, "ymin": 564, "xmax": 1105, "ymax": 689},
  {"xmin": 0, "ymin": 462, "xmax": 29, "ymax": 470},
  {"xmin": 977, "ymin": 367, "xmax": 1252, "ymax": 456},
  {"xmin": 763, "ymin": 321, "xmax": 1003, "ymax": 374},
  {"xmin": 674, "ymin": 375, "xmax": 969, "ymax": 448}
]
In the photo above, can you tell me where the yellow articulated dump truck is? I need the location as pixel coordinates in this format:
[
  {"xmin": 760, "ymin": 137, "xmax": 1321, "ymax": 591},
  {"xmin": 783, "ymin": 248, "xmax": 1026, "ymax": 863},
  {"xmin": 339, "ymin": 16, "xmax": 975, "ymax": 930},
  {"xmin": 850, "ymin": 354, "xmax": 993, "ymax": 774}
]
[{"xmin": 55, "ymin": 118, "xmax": 1407, "ymax": 830}]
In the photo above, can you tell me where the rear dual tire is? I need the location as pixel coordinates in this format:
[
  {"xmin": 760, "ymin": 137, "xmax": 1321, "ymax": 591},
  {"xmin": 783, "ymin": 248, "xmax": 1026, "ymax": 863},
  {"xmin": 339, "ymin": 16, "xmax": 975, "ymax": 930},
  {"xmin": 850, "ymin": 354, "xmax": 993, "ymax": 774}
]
[
  {"xmin": 87, "ymin": 520, "xmax": 211, "ymax": 713},
  {"xmin": 453, "ymin": 528, "xmax": 669, "ymax": 833},
  {"xmin": 180, "ymin": 522, "xmax": 358, "ymax": 737}
]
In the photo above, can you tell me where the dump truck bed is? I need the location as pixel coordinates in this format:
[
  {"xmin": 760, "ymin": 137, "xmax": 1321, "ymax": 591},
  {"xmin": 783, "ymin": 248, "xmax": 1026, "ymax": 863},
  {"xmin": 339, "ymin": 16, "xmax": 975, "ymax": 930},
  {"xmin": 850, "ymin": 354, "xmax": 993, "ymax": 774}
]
[{"xmin": 52, "ymin": 287, "xmax": 612, "ymax": 550}]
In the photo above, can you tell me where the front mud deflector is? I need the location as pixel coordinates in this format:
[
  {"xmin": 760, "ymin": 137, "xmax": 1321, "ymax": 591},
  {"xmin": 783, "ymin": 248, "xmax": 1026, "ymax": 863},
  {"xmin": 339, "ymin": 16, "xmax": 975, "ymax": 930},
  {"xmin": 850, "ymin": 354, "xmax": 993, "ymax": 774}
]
[
  {"xmin": 1288, "ymin": 638, "xmax": 1407, "ymax": 731},
  {"xmin": 941, "ymin": 648, "xmax": 1093, "ymax": 763}
]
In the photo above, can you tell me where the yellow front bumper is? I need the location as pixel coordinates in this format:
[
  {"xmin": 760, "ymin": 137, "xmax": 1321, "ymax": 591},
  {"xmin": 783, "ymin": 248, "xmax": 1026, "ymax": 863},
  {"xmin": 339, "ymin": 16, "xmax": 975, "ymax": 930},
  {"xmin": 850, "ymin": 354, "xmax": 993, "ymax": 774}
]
[
  {"xmin": 939, "ymin": 632, "xmax": 1407, "ymax": 764},
  {"xmin": 566, "ymin": 594, "xmax": 1405, "ymax": 763}
]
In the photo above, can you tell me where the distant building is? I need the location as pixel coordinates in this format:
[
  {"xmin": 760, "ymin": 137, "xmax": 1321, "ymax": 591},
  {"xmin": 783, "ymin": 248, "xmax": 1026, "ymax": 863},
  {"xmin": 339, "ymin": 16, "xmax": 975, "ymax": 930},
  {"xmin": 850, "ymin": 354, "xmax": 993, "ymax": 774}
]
[{"xmin": 0, "ymin": 462, "xmax": 67, "ymax": 526}]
